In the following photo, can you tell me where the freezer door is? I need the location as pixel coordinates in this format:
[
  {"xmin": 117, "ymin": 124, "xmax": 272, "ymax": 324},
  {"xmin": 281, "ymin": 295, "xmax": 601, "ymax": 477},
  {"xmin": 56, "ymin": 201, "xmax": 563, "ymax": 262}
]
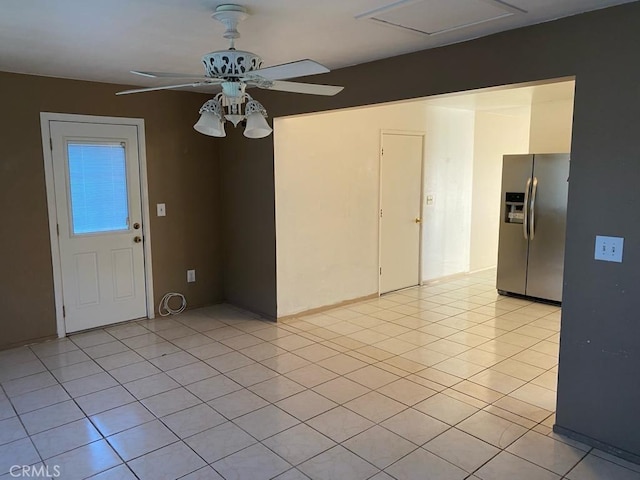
[
  {"xmin": 525, "ymin": 154, "xmax": 570, "ymax": 302},
  {"xmin": 496, "ymin": 154, "xmax": 534, "ymax": 296}
]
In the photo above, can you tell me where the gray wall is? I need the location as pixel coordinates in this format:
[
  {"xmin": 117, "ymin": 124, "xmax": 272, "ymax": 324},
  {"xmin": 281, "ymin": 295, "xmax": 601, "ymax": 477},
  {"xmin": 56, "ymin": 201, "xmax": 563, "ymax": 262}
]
[{"xmin": 222, "ymin": 2, "xmax": 640, "ymax": 458}]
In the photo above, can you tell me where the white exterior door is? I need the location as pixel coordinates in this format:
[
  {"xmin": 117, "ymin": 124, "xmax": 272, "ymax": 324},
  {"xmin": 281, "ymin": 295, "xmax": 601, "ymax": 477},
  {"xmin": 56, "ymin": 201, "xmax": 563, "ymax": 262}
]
[
  {"xmin": 380, "ymin": 133, "xmax": 423, "ymax": 294},
  {"xmin": 49, "ymin": 121, "xmax": 147, "ymax": 332}
]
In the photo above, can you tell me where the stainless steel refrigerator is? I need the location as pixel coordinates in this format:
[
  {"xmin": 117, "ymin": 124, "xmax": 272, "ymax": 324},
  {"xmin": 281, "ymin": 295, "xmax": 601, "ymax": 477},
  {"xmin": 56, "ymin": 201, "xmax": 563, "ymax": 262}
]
[{"xmin": 496, "ymin": 153, "xmax": 570, "ymax": 303}]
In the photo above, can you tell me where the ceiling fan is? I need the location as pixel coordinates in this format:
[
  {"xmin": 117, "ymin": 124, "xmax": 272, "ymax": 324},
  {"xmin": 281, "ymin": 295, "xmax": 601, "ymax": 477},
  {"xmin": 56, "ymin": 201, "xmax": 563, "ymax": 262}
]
[{"xmin": 117, "ymin": 4, "xmax": 344, "ymax": 138}]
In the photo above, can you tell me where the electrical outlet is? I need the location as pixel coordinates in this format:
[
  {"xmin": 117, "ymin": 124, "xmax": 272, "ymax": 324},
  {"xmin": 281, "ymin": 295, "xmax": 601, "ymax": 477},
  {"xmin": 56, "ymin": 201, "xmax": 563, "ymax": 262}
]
[
  {"xmin": 426, "ymin": 194, "xmax": 435, "ymax": 206},
  {"xmin": 187, "ymin": 269, "xmax": 196, "ymax": 282},
  {"xmin": 594, "ymin": 235, "xmax": 624, "ymax": 263}
]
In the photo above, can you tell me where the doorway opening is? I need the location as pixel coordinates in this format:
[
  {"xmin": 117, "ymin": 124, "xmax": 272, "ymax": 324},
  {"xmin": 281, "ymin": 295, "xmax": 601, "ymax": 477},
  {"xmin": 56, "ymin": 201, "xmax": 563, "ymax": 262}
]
[
  {"xmin": 273, "ymin": 76, "xmax": 575, "ymax": 433},
  {"xmin": 40, "ymin": 113, "xmax": 154, "ymax": 337},
  {"xmin": 273, "ymin": 77, "xmax": 575, "ymax": 318}
]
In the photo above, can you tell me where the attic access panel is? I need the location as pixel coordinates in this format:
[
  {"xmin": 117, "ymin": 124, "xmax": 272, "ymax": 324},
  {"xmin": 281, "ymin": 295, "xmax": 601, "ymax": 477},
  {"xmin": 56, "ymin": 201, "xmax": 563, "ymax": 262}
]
[{"xmin": 357, "ymin": 0, "xmax": 526, "ymax": 36}]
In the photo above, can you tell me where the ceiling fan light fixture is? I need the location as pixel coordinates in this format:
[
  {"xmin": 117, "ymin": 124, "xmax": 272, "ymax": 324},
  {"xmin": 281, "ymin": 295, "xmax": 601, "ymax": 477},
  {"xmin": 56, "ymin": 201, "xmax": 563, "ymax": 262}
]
[
  {"xmin": 194, "ymin": 93, "xmax": 272, "ymax": 138},
  {"xmin": 244, "ymin": 112, "xmax": 272, "ymax": 139},
  {"xmin": 243, "ymin": 100, "xmax": 272, "ymax": 138},
  {"xmin": 194, "ymin": 99, "xmax": 226, "ymax": 137},
  {"xmin": 194, "ymin": 111, "xmax": 226, "ymax": 137},
  {"xmin": 220, "ymin": 81, "xmax": 247, "ymax": 99},
  {"xmin": 225, "ymin": 114, "xmax": 245, "ymax": 127}
]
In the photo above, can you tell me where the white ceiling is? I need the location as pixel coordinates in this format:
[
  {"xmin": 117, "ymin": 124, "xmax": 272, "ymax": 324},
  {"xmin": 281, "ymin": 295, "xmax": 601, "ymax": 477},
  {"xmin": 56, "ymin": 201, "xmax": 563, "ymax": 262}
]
[{"xmin": 0, "ymin": 0, "xmax": 634, "ymax": 88}]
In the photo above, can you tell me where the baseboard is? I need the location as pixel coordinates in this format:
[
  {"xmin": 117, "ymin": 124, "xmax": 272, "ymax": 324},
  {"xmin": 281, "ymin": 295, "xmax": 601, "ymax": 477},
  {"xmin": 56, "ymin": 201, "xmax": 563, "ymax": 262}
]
[
  {"xmin": 553, "ymin": 424, "xmax": 640, "ymax": 466},
  {"xmin": 277, "ymin": 293, "xmax": 378, "ymax": 321},
  {"xmin": 278, "ymin": 268, "xmax": 499, "ymax": 321},
  {"xmin": 468, "ymin": 265, "xmax": 497, "ymax": 275},
  {"xmin": 420, "ymin": 266, "xmax": 497, "ymax": 287},
  {"xmin": 0, "ymin": 333, "xmax": 59, "ymax": 352}
]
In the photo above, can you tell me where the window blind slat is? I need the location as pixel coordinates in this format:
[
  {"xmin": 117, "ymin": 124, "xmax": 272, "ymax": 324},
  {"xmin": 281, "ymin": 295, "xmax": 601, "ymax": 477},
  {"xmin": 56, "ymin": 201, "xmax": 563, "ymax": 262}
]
[{"xmin": 68, "ymin": 143, "xmax": 129, "ymax": 235}]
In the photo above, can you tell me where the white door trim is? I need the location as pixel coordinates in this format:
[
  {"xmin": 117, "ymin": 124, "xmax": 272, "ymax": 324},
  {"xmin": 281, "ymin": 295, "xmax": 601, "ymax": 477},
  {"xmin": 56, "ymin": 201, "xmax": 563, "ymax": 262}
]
[
  {"xmin": 40, "ymin": 112, "xmax": 155, "ymax": 337},
  {"xmin": 378, "ymin": 129, "xmax": 426, "ymax": 296}
]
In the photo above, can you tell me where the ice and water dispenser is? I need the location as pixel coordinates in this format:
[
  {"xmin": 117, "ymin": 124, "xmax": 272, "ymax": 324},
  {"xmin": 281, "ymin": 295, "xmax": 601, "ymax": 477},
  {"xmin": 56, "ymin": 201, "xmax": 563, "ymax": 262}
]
[{"xmin": 504, "ymin": 192, "xmax": 525, "ymax": 224}]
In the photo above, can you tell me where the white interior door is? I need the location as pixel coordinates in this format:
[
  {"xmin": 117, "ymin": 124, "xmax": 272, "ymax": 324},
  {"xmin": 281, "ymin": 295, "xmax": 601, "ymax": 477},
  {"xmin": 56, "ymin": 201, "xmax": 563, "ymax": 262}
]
[
  {"xmin": 380, "ymin": 133, "xmax": 423, "ymax": 294},
  {"xmin": 50, "ymin": 121, "xmax": 147, "ymax": 332}
]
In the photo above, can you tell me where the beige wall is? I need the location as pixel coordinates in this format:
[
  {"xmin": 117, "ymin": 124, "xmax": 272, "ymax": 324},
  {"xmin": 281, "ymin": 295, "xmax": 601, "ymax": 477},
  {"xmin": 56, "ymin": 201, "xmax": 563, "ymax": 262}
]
[
  {"xmin": 0, "ymin": 72, "xmax": 223, "ymax": 349},
  {"xmin": 422, "ymin": 106, "xmax": 475, "ymax": 280},
  {"xmin": 274, "ymin": 102, "xmax": 429, "ymax": 316},
  {"xmin": 529, "ymin": 98, "xmax": 574, "ymax": 153},
  {"xmin": 273, "ymin": 88, "xmax": 572, "ymax": 316},
  {"xmin": 470, "ymin": 107, "xmax": 531, "ymax": 271}
]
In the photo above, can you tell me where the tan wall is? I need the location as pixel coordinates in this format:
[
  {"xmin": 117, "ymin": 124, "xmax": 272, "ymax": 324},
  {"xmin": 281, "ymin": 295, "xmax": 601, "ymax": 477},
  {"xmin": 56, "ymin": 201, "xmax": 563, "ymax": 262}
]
[
  {"xmin": 274, "ymin": 102, "xmax": 430, "ymax": 316},
  {"xmin": 0, "ymin": 72, "xmax": 223, "ymax": 349},
  {"xmin": 529, "ymin": 98, "xmax": 575, "ymax": 153},
  {"xmin": 422, "ymin": 106, "xmax": 476, "ymax": 280},
  {"xmin": 470, "ymin": 107, "xmax": 531, "ymax": 271}
]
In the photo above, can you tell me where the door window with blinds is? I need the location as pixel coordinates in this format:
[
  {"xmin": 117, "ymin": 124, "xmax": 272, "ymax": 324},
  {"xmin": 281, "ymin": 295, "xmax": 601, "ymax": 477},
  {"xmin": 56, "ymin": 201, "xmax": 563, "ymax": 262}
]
[{"xmin": 67, "ymin": 142, "xmax": 130, "ymax": 235}]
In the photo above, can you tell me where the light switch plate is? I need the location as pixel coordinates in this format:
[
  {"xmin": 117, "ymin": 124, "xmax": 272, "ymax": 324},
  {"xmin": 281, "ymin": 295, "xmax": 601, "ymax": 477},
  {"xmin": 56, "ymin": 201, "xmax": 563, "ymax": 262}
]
[
  {"xmin": 187, "ymin": 269, "xmax": 196, "ymax": 283},
  {"xmin": 594, "ymin": 235, "xmax": 624, "ymax": 263},
  {"xmin": 157, "ymin": 203, "xmax": 166, "ymax": 217}
]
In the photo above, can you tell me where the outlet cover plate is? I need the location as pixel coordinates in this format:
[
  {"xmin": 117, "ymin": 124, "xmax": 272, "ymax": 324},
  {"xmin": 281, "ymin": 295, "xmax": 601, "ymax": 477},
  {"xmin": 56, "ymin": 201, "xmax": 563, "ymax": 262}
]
[{"xmin": 594, "ymin": 235, "xmax": 624, "ymax": 263}]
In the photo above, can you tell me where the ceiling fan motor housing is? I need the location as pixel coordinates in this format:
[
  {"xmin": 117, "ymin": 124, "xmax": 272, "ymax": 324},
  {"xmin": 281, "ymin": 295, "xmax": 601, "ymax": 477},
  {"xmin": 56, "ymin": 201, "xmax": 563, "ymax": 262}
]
[
  {"xmin": 118, "ymin": 4, "xmax": 343, "ymax": 101},
  {"xmin": 202, "ymin": 50, "xmax": 263, "ymax": 78}
]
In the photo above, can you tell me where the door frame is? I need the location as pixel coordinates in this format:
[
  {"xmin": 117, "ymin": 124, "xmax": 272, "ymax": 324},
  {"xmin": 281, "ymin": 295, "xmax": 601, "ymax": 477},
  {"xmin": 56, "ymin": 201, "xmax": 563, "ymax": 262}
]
[
  {"xmin": 378, "ymin": 129, "xmax": 426, "ymax": 295},
  {"xmin": 40, "ymin": 112, "xmax": 155, "ymax": 337}
]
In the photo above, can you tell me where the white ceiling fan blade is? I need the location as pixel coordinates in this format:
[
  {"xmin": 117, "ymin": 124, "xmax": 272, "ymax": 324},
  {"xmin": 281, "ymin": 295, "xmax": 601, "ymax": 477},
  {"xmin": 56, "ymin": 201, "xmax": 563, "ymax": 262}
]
[
  {"xmin": 265, "ymin": 80, "xmax": 344, "ymax": 96},
  {"xmin": 251, "ymin": 60, "xmax": 330, "ymax": 81},
  {"xmin": 131, "ymin": 70, "xmax": 210, "ymax": 80},
  {"xmin": 115, "ymin": 81, "xmax": 221, "ymax": 95}
]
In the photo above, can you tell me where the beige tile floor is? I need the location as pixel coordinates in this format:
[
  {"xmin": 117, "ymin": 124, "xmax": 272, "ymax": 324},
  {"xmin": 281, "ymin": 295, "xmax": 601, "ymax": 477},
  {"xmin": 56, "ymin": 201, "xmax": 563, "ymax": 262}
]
[{"xmin": 1, "ymin": 270, "xmax": 640, "ymax": 479}]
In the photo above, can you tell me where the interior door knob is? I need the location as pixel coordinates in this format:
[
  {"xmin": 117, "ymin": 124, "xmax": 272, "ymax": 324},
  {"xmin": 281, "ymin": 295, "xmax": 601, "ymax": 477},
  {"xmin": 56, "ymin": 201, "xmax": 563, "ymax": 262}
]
[
  {"xmin": 415, "ymin": 218, "xmax": 422, "ymax": 224},
  {"xmin": 134, "ymin": 236, "xmax": 142, "ymax": 243}
]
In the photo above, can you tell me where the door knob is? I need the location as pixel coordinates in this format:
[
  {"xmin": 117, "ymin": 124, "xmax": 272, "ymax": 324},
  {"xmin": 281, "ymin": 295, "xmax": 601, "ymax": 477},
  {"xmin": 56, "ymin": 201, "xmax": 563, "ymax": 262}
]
[
  {"xmin": 133, "ymin": 222, "xmax": 141, "ymax": 230},
  {"xmin": 415, "ymin": 218, "xmax": 422, "ymax": 224},
  {"xmin": 134, "ymin": 236, "xmax": 142, "ymax": 243}
]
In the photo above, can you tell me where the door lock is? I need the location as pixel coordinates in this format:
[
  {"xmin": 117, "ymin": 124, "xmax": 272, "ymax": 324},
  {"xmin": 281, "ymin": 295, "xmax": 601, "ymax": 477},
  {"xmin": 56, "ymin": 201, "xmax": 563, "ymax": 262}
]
[
  {"xmin": 133, "ymin": 222, "xmax": 141, "ymax": 230},
  {"xmin": 134, "ymin": 236, "xmax": 142, "ymax": 243}
]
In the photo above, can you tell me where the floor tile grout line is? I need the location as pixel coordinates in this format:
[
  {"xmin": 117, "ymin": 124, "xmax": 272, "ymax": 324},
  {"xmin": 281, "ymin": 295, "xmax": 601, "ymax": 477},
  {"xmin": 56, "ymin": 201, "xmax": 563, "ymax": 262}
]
[
  {"xmin": 7, "ymin": 273, "xmax": 638, "ymax": 480},
  {"xmin": 0, "ymin": 381, "xmax": 46, "ymax": 472},
  {"xmin": 500, "ymin": 438, "xmax": 592, "ymax": 479},
  {"xmin": 83, "ymin": 310, "xmax": 287, "ymax": 477},
  {"xmin": 140, "ymin": 326, "xmax": 456, "ymax": 476},
  {"xmin": 103, "ymin": 315, "xmax": 303, "ymax": 474}
]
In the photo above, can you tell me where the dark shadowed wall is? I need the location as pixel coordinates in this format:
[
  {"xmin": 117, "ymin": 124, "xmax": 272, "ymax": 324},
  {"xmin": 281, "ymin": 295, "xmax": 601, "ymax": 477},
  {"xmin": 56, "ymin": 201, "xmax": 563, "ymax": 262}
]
[
  {"xmin": 0, "ymin": 72, "xmax": 223, "ymax": 348},
  {"xmin": 219, "ymin": 128, "xmax": 277, "ymax": 318},
  {"xmin": 220, "ymin": 2, "xmax": 640, "ymax": 459}
]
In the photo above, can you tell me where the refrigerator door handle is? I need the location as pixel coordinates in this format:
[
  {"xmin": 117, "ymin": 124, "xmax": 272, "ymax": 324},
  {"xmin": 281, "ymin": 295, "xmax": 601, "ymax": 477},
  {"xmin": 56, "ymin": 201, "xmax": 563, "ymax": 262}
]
[
  {"xmin": 530, "ymin": 176, "xmax": 538, "ymax": 240},
  {"xmin": 523, "ymin": 177, "xmax": 532, "ymax": 240}
]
